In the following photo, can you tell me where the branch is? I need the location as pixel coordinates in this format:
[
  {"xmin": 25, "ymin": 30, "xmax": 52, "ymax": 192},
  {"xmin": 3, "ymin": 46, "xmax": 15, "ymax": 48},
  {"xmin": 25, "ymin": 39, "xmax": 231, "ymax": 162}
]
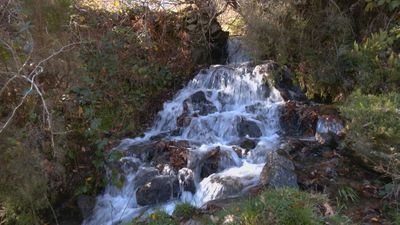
[{"xmin": 0, "ymin": 42, "xmax": 83, "ymax": 152}]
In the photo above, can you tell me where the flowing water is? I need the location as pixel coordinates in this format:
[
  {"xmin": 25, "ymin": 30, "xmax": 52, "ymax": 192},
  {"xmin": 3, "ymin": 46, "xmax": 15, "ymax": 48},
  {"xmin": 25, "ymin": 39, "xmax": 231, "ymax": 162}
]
[{"xmin": 83, "ymin": 39, "xmax": 285, "ymax": 225}]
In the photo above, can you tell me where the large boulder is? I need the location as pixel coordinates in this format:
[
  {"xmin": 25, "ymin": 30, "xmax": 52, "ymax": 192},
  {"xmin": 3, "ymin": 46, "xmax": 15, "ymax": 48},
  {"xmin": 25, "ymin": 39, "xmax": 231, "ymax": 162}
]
[
  {"xmin": 260, "ymin": 151, "xmax": 298, "ymax": 188},
  {"xmin": 237, "ymin": 119, "xmax": 262, "ymax": 138},
  {"xmin": 136, "ymin": 175, "xmax": 180, "ymax": 206}
]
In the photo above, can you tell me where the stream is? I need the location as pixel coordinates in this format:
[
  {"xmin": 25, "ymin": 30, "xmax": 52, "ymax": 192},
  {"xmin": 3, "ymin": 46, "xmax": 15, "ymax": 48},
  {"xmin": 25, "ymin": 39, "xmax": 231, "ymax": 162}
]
[{"xmin": 83, "ymin": 39, "xmax": 286, "ymax": 225}]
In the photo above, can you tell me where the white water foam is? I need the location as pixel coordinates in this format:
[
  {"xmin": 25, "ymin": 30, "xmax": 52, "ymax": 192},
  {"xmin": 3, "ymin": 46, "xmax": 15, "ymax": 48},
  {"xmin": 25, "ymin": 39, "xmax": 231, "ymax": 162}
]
[{"xmin": 83, "ymin": 40, "xmax": 284, "ymax": 225}]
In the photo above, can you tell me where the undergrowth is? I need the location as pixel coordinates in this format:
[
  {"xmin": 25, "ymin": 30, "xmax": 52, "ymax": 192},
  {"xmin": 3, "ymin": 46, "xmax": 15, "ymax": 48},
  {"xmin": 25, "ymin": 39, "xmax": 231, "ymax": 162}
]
[{"xmin": 216, "ymin": 188, "xmax": 350, "ymax": 225}]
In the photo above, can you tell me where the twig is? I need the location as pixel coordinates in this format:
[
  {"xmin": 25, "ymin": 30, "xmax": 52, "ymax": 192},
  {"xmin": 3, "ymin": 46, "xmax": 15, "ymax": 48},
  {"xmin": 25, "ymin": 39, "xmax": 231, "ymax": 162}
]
[{"xmin": 45, "ymin": 194, "xmax": 59, "ymax": 225}]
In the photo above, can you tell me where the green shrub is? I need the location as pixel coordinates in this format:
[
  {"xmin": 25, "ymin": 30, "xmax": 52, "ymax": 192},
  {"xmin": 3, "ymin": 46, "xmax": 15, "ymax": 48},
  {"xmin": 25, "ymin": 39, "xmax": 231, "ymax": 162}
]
[
  {"xmin": 350, "ymin": 29, "xmax": 400, "ymax": 94},
  {"xmin": 147, "ymin": 210, "xmax": 178, "ymax": 225},
  {"xmin": 218, "ymin": 188, "xmax": 344, "ymax": 225},
  {"xmin": 173, "ymin": 203, "xmax": 197, "ymax": 220},
  {"xmin": 0, "ymin": 133, "xmax": 49, "ymax": 225},
  {"xmin": 240, "ymin": 0, "xmax": 354, "ymax": 101},
  {"xmin": 340, "ymin": 91, "xmax": 400, "ymax": 200}
]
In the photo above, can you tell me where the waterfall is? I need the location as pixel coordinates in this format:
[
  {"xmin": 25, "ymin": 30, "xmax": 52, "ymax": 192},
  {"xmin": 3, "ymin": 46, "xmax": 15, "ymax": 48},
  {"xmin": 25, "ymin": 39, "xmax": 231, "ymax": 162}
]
[{"xmin": 83, "ymin": 38, "xmax": 284, "ymax": 225}]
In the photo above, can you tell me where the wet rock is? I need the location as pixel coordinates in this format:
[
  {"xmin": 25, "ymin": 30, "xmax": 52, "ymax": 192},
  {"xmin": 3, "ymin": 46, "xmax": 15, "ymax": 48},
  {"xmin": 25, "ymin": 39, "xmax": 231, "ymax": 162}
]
[
  {"xmin": 261, "ymin": 151, "xmax": 298, "ymax": 188},
  {"xmin": 232, "ymin": 146, "xmax": 244, "ymax": 158},
  {"xmin": 77, "ymin": 195, "xmax": 96, "ymax": 219},
  {"xmin": 239, "ymin": 138, "xmax": 257, "ymax": 150},
  {"xmin": 178, "ymin": 168, "xmax": 196, "ymax": 194},
  {"xmin": 207, "ymin": 176, "xmax": 244, "ymax": 199},
  {"xmin": 218, "ymin": 149, "xmax": 242, "ymax": 170},
  {"xmin": 315, "ymin": 115, "xmax": 345, "ymax": 147},
  {"xmin": 126, "ymin": 141, "xmax": 159, "ymax": 161},
  {"xmin": 237, "ymin": 119, "xmax": 262, "ymax": 138},
  {"xmin": 133, "ymin": 167, "xmax": 159, "ymax": 187},
  {"xmin": 190, "ymin": 91, "xmax": 217, "ymax": 116},
  {"xmin": 136, "ymin": 175, "xmax": 180, "ymax": 206},
  {"xmin": 177, "ymin": 100, "xmax": 192, "ymax": 128},
  {"xmin": 106, "ymin": 156, "xmax": 141, "ymax": 176},
  {"xmin": 200, "ymin": 147, "xmax": 220, "ymax": 178}
]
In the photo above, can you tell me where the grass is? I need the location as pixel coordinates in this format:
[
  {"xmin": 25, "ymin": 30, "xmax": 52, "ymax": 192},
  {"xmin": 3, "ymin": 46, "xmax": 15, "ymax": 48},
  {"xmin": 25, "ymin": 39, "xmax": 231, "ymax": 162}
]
[
  {"xmin": 173, "ymin": 203, "xmax": 198, "ymax": 220},
  {"xmin": 215, "ymin": 188, "xmax": 349, "ymax": 225}
]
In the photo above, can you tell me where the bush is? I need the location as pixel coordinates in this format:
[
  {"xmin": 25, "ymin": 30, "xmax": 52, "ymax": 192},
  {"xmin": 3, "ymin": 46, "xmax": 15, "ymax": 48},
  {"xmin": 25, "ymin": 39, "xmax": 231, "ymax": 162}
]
[
  {"xmin": 0, "ymin": 132, "xmax": 49, "ymax": 225},
  {"xmin": 217, "ymin": 188, "xmax": 346, "ymax": 225},
  {"xmin": 173, "ymin": 203, "xmax": 197, "ymax": 220},
  {"xmin": 147, "ymin": 210, "xmax": 178, "ymax": 225},
  {"xmin": 239, "ymin": 0, "xmax": 354, "ymax": 101},
  {"xmin": 350, "ymin": 29, "xmax": 400, "ymax": 94},
  {"xmin": 340, "ymin": 91, "xmax": 400, "ymax": 200}
]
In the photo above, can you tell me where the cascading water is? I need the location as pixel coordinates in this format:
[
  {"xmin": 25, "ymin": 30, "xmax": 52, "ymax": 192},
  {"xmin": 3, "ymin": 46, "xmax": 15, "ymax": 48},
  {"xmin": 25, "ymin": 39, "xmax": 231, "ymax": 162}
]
[{"xmin": 83, "ymin": 39, "xmax": 285, "ymax": 225}]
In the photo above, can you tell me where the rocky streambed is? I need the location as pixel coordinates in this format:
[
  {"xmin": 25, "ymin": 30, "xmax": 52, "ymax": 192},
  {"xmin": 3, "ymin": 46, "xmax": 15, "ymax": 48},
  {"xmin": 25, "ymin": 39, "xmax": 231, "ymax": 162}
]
[{"xmin": 80, "ymin": 40, "xmax": 387, "ymax": 225}]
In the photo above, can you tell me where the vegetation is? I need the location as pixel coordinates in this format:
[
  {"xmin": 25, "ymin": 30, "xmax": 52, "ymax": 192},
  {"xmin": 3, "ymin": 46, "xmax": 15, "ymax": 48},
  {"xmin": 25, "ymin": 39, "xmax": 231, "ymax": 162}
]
[
  {"xmin": 0, "ymin": 0, "xmax": 217, "ymax": 224},
  {"xmin": 237, "ymin": 0, "xmax": 399, "ymax": 208},
  {"xmin": 216, "ymin": 188, "xmax": 349, "ymax": 225},
  {"xmin": 172, "ymin": 203, "xmax": 198, "ymax": 220},
  {"xmin": 1, "ymin": 0, "xmax": 400, "ymax": 224}
]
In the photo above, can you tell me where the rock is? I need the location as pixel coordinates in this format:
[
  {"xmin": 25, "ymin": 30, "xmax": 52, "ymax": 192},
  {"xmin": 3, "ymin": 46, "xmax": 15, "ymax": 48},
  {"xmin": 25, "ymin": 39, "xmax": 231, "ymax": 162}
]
[
  {"xmin": 125, "ymin": 141, "xmax": 158, "ymax": 161},
  {"xmin": 239, "ymin": 138, "xmax": 257, "ymax": 150},
  {"xmin": 237, "ymin": 119, "xmax": 262, "ymax": 138},
  {"xmin": 190, "ymin": 91, "xmax": 217, "ymax": 116},
  {"xmin": 133, "ymin": 167, "xmax": 159, "ymax": 187},
  {"xmin": 280, "ymin": 102, "xmax": 318, "ymax": 137},
  {"xmin": 167, "ymin": 141, "xmax": 189, "ymax": 170},
  {"xmin": 232, "ymin": 146, "xmax": 244, "ymax": 158},
  {"xmin": 178, "ymin": 168, "xmax": 196, "ymax": 194},
  {"xmin": 260, "ymin": 151, "xmax": 298, "ymax": 188},
  {"xmin": 315, "ymin": 115, "xmax": 345, "ymax": 147},
  {"xmin": 177, "ymin": 100, "xmax": 192, "ymax": 128},
  {"xmin": 206, "ymin": 175, "xmax": 244, "ymax": 199},
  {"xmin": 200, "ymin": 147, "xmax": 220, "ymax": 178},
  {"xmin": 77, "ymin": 195, "xmax": 96, "ymax": 219},
  {"xmin": 106, "ymin": 156, "xmax": 141, "ymax": 176},
  {"xmin": 136, "ymin": 175, "xmax": 179, "ymax": 206}
]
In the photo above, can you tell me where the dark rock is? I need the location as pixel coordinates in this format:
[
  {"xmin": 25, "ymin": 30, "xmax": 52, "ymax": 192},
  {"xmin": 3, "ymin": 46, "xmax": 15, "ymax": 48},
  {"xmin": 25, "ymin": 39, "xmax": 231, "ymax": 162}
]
[
  {"xmin": 183, "ymin": 6, "xmax": 228, "ymax": 65},
  {"xmin": 274, "ymin": 65, "xmax": 307, "ymax": 101},
  {"xmin": 133, "ymin": 167, "xmax": 159, "ymax": 187},
  {"xmin": 77, "ymin": 195, "xmax": 96, "ymax": 219},
  {"xmin": 239, "ymin": 138, "xmax": 257, "ymax": 150},
  {"xmin": 178, "ymin": 168, "xmax": 196, "ymax": 194},
  {"xmin": 136, "ymin": 175, "xmax": 180, "ymax": 206},
  {"xmin": 232, "ymin": 146, "xmax": 244, "ymax": 158},
  {"xmin": 200, "ymin": 147, "xmax": 220, "ymax": 178},
  {"xmin": 190, "ymin": 91, "xmax": 217, "ymax": 116},
  {"xmin": 177, "ymin": 100, "xmax": 191, "ymax": 128},
  {"xmin": 125, "ymin": 141, "xmax": 159, "ymax": 162},
  {"xmin": 260, "ymin": 151, "xmax": 298, "ymax": 188},
  {"xmin": 237, "ymin": 119, "xmax": 262, "ymax": 138}
]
